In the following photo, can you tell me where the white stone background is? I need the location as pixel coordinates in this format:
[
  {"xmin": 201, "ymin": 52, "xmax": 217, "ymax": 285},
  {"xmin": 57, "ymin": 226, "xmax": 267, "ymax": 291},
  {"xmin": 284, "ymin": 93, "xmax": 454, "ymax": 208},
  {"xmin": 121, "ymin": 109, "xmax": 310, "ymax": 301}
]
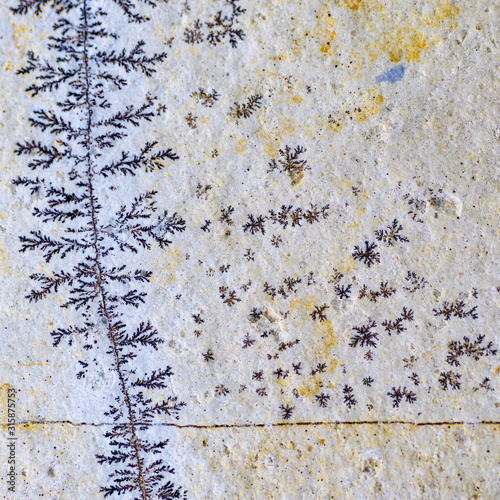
[{"xmin": 0, "ymin": 0, "xmax": 499, "ymax": 497}]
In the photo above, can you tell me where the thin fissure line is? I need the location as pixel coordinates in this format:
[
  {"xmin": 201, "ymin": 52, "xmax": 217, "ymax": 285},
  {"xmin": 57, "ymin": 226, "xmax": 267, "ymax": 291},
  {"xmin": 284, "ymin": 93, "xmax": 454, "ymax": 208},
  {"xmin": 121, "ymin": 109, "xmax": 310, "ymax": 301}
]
[{"xmin": 7, "ymin": 420, "xmax": 500, "ymax": 429}]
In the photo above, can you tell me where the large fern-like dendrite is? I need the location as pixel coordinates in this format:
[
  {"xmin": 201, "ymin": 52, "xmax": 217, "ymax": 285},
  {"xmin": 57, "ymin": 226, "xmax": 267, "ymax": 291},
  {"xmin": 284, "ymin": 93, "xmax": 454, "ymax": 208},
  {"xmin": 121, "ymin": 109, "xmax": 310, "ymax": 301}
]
[{"xmin": 12, "ymin": 0, "xmax": 186, "ymax": 497}]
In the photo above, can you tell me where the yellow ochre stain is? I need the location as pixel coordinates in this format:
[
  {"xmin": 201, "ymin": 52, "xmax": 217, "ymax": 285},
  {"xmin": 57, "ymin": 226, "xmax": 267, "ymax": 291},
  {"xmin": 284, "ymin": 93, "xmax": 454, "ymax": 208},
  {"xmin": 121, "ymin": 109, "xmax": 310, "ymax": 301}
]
[
  {"xmin": 354, "ymin": 93, "xmax": 384, "ymax": 123},
  {"xmin": 319, "ymin": 317, "xmax": 336, "ymax": 348},
  {"xmin": 422, "ymin": 1, "xmax": 460, "ymax": 28},
  {"xmin": 337, "ymin": 0, "xmax": 459, "ymax": 63},
  {"xmin": 289, "ymin": 6, "xmax": 337, "ymax": 57},
  {"xmin": 236, "ymin": 137, "xmax": 247, "ymax": 154},
  {"xmin": 289, "ymin": 295, "xmax": 337, "ymax": 348},
  {"xmin": 275, "ymin": 376, "xmax": 290, "ymax": 389},
  {"xmin": 149, "ymin": 247, "xmax": 183, "ymax": 287},
  {"xmin": 0, "ymin": 243, "xmax": 12, "ymax": 277},
  {"xmin": 1, "ymin": 384, "xmax": 12, "ymax": 425},
  {"xmin": 12, "ymin": 24, "xmax": 26, "ymax": 49},
  {"xmin": 258, "ymin": 119, "xmax": 296, "ymax": 158},
  {"xmin": 165, "ymin": 247, "xmax": 182, "ymax": 271},
  {"xmin": 299, "ymin": 383, "xmax": 322, "ymax": 398},
  {"xmin": 340, "ymin": 0, "xmax": 366, "ymax": 11},
  {"xmin": 372, "ymin": 28, "xmax": 427, "ymax": 63},
  {"xmin": 328, "ymin": 88, "xmax": 384, "ymax": 133},
  {"xmin": 328, "ymin": 359, "xmax": 339, "ymax": 373},
  {"xmin": 21, "ymin": 423, "xmax": 41, "ymax": 433},
  {"xmin": 317, "ymin": 8, "xmax": 337, "ymax": 56}
]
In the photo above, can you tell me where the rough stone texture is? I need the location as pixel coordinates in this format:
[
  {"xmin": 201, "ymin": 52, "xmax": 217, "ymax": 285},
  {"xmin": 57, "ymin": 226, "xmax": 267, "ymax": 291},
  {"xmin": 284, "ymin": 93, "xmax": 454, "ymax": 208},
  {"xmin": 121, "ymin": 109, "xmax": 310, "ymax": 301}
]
[{"xmin": 0, "ymin": 0, "xmax": 498, "ymax": 498}]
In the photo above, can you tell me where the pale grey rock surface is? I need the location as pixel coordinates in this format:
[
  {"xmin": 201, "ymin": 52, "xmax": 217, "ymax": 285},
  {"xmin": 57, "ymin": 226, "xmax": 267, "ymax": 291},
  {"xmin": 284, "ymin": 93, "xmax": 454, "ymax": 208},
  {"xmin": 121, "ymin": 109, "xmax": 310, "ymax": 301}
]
[{"xmin": 0, "ymin": 0, "xmax": 498, "ymax": 498}]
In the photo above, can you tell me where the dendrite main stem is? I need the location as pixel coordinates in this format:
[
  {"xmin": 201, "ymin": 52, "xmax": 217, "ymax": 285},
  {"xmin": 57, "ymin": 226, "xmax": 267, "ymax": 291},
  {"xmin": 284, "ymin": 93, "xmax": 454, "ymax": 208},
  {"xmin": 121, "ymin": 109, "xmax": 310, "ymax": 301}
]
[{"xmin": 81, "ymin": 1, "xmax": 147, "ymax": 496}]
